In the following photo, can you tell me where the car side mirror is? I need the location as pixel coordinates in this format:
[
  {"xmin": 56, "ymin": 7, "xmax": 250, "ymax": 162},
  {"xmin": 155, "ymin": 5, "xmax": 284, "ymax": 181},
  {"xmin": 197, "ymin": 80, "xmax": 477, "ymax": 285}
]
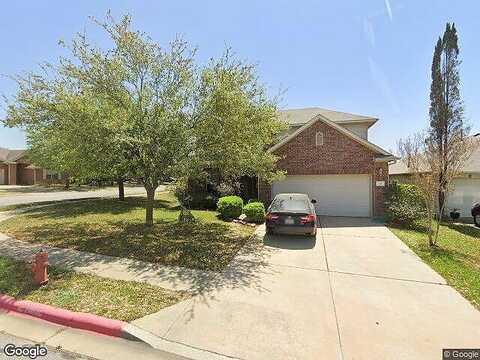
[{"xmin": 311, "ymin": 199, "xmax": 317, "ymax": 204}]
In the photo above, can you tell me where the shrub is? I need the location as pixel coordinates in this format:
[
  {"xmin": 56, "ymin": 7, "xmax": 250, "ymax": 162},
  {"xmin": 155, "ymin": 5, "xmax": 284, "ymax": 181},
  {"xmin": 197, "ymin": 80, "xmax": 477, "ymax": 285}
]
[
  {"xmin": 386, "ymin": 182, "xmax": 426, "ymax": 226},
  {"xmin": 243, "ymin": 202, "xmax": 266, "ymax": 223},
  {"xmin": 217, "ymin": 196, "xmax": 244, "ymax": 219},
  {"xmin": 202, "ymin": 195, "xmax": 218, "ymax": 210},
  {"xmin": 173, "ymin": 178, "xmax": 217, "ymax": 210},
  {"xmin": 189, "ymin": 194, "xmax": 217, "ymax": 210},
  {"xmin": 217, "ymin": 182, "xmax": 241, "ymax": 197}
]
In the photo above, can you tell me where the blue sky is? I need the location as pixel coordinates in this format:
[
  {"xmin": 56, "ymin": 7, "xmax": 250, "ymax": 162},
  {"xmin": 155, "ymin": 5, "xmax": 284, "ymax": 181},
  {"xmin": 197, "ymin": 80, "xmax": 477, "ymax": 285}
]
[{"xmin": 0, "ymin": 1, "xmax": 478, "ymax": 152}]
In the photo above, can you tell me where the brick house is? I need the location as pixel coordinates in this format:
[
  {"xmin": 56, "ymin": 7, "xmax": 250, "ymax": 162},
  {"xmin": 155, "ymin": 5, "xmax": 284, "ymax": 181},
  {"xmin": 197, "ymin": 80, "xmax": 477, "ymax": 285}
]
[
  {"xmin": 0, "ymin": 147, "xmax": 60, "ymax": 185},
  {"xmin": 258, "ymin": 108, "xmax": 396, "ymax": 217}
]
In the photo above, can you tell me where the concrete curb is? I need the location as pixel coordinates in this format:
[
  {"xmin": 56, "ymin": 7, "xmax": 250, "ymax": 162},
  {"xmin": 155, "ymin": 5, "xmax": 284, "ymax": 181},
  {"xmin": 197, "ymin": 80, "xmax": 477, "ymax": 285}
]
[
  {"xmin": 0, "ymin": 294, "xmax": 132, "ymax": 339},
  {"xmin": 122, "ymin": 324, "xmax": 241, "ymax": 360}
]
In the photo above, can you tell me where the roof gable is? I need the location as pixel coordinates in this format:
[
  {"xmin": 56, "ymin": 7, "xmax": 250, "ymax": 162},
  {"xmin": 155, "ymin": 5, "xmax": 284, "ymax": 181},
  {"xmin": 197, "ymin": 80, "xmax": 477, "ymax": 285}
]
[{"xmin": 270, "ymin": 113, "xmax": 392, "ymax": 157}]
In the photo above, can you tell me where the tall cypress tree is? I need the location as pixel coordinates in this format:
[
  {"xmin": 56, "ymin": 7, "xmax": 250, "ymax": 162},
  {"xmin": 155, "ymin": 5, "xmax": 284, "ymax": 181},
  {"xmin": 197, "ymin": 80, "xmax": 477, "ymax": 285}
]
[
  {"xmin": 429, "ymin": 23, "xmax": 465, "ymax": 214},
  {"xmin": 429, "ymin": 38, "xmax": 444, "ymax": 151}
]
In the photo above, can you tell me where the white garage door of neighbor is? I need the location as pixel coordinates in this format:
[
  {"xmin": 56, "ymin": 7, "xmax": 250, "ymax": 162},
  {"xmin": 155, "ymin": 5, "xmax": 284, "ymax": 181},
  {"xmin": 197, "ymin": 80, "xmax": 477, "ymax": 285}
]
[
  {"xmin": 272, "ymin": 175, "xmax": 372, "ymax": 217},
  {"xmin": 447, "ymin": 178, "xmax": 480, "ymax": 218}
]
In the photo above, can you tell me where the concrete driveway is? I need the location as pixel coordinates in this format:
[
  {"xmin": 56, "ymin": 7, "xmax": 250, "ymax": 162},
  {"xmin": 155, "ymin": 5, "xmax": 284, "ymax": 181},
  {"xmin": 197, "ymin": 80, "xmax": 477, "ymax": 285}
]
[
  {"xmin": 133, "ymin": 217, "xmax": 480, "ymax": 360},
  {"xmin": 0, "ymin": 185, "xmax": 156, "ymax": 207}
]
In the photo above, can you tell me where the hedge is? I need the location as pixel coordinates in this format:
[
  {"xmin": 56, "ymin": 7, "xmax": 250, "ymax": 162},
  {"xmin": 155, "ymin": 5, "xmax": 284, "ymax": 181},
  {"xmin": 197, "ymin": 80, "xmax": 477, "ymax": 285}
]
[
  {"xmin": 385, "ymin": 182, "xmax": 426, "ymax": 226},
  {"xmin": 217, "ymin": 196, "xmax": 244, "ymax": 219},
  {"xmin": 243, "ymin": 202, "xmax": 266, "ymax": 223}
]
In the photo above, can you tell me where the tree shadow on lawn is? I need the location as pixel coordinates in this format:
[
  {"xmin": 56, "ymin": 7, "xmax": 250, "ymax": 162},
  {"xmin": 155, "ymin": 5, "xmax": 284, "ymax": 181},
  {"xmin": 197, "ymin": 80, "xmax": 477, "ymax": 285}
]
[
  {"xmin": 389, "ymin": 221, "xmax": 477, "ymax": 262},
  {"xmin": 0, "ymin": 256, "xmax": 43, "ymax": 298},
  {"xmin": 391, "ymin": 220, "xmax": 480, "ymax": 239},
  {"xmin": 0, "ymin": 256, "xmax": 75, "ymax": 299},
  {"xmin": 16, "ymin": 196, "xmax": 180, "ymax": 220},
  {"xmin": 444, "ymin": 223, "xmax": 480, "ymax": 238},
  {"xmin": 8, "ymin": 220, "xmax": 248, "ymax": 271}
]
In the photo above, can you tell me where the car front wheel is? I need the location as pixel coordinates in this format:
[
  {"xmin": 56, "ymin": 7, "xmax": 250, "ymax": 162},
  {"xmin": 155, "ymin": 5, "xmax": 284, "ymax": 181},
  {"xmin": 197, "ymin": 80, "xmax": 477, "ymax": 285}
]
[{"xmin": 474, "ymin": 214, "xmax": 480, "ymax": 227}]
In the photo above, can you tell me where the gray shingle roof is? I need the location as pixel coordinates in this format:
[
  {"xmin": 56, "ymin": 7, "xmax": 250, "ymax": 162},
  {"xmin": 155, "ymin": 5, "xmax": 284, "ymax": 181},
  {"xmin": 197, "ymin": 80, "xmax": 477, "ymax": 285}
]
[
  {"xmin": 460, "ymin": 143, "xmax": 480, "ymax": 173},
  {"xmin": 390, "ymin": 137, "xmax": 480, "ymax": 174},
  {"xmin": 278, "ymin": 107, "xmax": 378, "ymax": 126},
  {"xmin": 0, "ymin": 147, "xmax": 27, "ymax": 163}
]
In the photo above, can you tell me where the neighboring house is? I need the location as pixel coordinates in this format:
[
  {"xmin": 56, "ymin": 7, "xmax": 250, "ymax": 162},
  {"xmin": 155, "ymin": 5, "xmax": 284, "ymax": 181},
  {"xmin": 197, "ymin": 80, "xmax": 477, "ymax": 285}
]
[
  {"xmin": 0, "ymin": 147, "xmax": 60, "ymax": 185},
  {"xmin": 258, "ymin": 107, "xmax": 395, "ymax": 217},
  {"xmin": 389, "ymin": 135, "xmax": 480, "ymax": 219}
]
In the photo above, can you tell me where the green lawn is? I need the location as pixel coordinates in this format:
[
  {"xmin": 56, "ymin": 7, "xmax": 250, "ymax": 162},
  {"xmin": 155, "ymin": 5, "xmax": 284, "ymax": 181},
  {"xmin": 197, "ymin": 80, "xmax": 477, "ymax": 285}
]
[
  {"xmin": 0, "ymin": 192, "xmax": 255, "ymax": 271},
  {"xmin": 389, "ymin": 222, "xmax": 480, "ymax": 309},
  {"xmin": 0, "ymin": 256, "xmax": 187, "ymax": 321}
]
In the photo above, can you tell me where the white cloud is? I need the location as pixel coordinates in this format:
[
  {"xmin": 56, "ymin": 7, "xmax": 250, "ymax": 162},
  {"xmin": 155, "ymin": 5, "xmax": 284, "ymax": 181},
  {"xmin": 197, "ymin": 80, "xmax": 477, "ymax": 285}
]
[{"xmin": 384, "ymin": 0, "xmax": 393, "ymax": 21}]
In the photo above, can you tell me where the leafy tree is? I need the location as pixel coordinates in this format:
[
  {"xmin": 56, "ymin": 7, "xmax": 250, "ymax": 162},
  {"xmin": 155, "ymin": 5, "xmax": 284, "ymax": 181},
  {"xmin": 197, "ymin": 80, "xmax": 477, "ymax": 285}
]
[
  {"xmin": 428, "ymin": 23, "xmax": 467, "ymax": 214},
  {"xmin": 190, "ymin": 50, "xmax": 286, "ymax": 188},
  {"xmin": 4, "ymin": 74, "xmax": 129, "ymax": 197},
  {"xmin": 59, "ymin": 14, "xmax": 196, "ymax": 226},
  {"xmin": 399, "ymin": 132, "xmax": 475, "ymax": 246},
  {"xmin": 4, "ymin": 14, "xmax": 285, "ymax": 227}
]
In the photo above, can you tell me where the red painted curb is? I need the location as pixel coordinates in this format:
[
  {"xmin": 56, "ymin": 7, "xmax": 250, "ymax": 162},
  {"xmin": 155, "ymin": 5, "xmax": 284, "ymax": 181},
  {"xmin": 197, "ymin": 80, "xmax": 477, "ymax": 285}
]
[{"xmin": 0, "ymin": 294, "xmax": 126, "ymax": 337}]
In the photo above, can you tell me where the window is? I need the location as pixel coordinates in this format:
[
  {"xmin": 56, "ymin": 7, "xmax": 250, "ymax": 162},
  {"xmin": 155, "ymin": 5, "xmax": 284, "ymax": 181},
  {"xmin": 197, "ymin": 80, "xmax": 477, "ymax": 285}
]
[{"xmin": 315, "ymin": 131, "xmax": 324, "ymax": 146}]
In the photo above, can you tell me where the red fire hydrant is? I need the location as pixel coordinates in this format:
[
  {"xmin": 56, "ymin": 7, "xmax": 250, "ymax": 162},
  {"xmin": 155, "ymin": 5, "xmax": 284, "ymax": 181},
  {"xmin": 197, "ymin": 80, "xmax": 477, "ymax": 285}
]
[{"xmin": 31, "ymin": 251, "xmax": 49, "ymax": 286}]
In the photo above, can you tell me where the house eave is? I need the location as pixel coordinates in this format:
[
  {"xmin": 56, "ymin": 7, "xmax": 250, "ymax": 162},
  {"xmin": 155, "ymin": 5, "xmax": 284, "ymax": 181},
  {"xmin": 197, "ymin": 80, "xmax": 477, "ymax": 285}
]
[
  {"xmin": 375, "ymin": 155, "xmax": 398, "ymax": 163},
  {"xmin": 269, "ymin": 113, "xmax": 391, "ymax": 156},
  {"xmin": 334, "ymin": 118, "xmax": 378, "ymax": 128}
]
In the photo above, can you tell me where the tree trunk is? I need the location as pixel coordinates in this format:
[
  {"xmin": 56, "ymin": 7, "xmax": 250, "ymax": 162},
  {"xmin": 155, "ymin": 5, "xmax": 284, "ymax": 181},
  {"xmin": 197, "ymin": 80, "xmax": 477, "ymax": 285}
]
[
  {"xmin": 426, "ymin": 206, "xmax": 435, "ymax": 247},
  {"xmin": 117, "ymin": 179, "xmax": 125, "ymax": 201},
  {"xmin": 433, "ymin": 200, "xmax": 447, "ymax": 245},
  {"xmin": 64, "ymin": 175, "xmax": 70, "ymax": 190},
  {"xmin": 145, "ymin": 185, "xmax": 157, "ymax": 227},
  {"xmin": 438, "ymin": 189, "xmax": 446, "ymax": 218}
]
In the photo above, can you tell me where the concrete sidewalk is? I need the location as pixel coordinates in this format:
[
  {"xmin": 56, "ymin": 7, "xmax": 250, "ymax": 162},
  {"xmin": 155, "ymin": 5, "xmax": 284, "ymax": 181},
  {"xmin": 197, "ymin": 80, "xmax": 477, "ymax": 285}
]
[
  {"xmin": 0, "ymin": 185, "xmax": 150, "ymax": 207},
  {"xmin": 0, "ymin": 234, "xmax": 213, "ymax": 292}
]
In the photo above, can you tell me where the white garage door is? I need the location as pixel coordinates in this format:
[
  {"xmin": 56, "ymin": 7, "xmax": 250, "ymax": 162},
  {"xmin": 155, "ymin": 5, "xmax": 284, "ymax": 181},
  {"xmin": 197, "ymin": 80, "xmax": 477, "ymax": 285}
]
[
  {"xmin": 447, "ymin": 178, "xmax": 480, "ymax": 218},
  {"xmin": 272, "ymin": 175, "xmax": 372, "ymax": 217}
]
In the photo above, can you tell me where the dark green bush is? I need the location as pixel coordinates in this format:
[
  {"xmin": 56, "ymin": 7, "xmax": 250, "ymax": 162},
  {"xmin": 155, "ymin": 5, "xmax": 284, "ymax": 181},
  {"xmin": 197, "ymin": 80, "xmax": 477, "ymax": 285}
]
[
  {"xmin": 202, "ymin": 195, "xmax": 218, "ymax": 210},
  {"xmin": 386, "ymin": 182, "xmax": 426, "ymax": 226},
  {"xmin": 174, "ymin": 179, "xmax": 218, "ymax": 210},
  {"xmin": 217, "ymin": 196, "xmax": 244, "ymax": 219},
  {"xmin": 189, "ymin": 194, "xmax": 217, "ymax": 210},
  {"xmin": 243, "ymin": 202, "xmax": 266, "ymax": 223}
]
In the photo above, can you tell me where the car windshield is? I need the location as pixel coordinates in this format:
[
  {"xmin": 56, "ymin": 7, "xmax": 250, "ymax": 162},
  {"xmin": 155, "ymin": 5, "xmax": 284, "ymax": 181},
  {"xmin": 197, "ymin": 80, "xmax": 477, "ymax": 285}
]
[{"xmin": 270, "ymin": 195, "xmax": 310, "ymax": 212}]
